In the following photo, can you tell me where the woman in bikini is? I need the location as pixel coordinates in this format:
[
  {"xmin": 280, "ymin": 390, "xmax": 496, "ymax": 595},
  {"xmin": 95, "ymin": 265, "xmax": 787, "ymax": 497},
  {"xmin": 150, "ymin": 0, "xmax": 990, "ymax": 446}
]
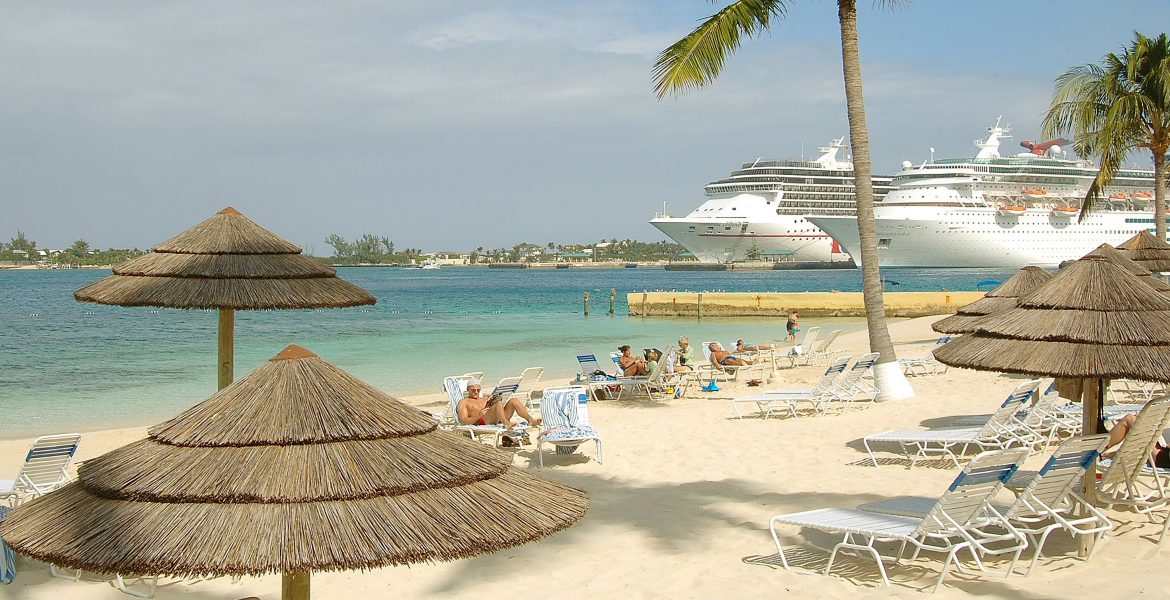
[{"xmin": 618, "ymin": 345, "xmax": 650, "ymax": 376}]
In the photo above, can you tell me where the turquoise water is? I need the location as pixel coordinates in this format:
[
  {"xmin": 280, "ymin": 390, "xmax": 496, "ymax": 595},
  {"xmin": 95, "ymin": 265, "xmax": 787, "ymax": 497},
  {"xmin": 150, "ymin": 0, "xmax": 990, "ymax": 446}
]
[{"xmin": 0, "ymin": 266, "xmax": 1014, "ymax": 438}]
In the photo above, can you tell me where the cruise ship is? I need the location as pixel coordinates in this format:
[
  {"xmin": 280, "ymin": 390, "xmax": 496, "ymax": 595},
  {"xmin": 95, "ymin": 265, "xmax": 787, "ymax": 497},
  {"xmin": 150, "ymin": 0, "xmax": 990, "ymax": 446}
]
[
  {"xmin": 808, "ymin": 118, "xmax": 1158, "ymax": 268},
  {"xmin": 650, "ymin": 138, "xmax": 894, "ymax": 264}
]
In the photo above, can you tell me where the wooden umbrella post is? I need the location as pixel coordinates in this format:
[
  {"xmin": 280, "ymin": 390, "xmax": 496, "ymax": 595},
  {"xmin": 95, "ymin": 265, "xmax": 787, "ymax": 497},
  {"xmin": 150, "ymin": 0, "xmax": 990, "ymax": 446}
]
[
  {"xmin": 1078, "ymin": 377, "xmax": 1105, "ymax": 558},
  {"xmin": 282, "ymin": 570, "xmax": 310, "ymax": 600},
  {"xmin": 218, "ymin": 308, "xmax": 234, "ymax": 390}
]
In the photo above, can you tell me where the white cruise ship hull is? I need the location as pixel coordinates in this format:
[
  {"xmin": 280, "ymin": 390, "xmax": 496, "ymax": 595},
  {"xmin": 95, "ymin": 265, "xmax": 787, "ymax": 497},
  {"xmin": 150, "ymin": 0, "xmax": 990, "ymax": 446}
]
[
  {"xmin": 650, "ymin": 215, "xmax": 848, "ymax": 263},
  {"xmin": 809, "ymin": 208, "xmax": 1158, "ymax": 268}
]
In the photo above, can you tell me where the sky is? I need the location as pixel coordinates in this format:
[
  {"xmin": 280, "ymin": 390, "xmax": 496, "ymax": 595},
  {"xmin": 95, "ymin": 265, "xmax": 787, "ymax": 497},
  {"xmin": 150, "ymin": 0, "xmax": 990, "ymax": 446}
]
[{"xmin": 2, "ymin": 1, "xmax": 1166, "ymax": 253}]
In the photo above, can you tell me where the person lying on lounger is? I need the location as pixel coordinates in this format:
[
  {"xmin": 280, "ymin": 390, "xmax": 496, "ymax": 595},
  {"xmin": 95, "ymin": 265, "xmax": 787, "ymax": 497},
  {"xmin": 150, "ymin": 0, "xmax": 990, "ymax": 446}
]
[
  {"xmin": 1105, "ymin": 413, "xmax": 1170, "ymax": 467},
  {"xmin": 736, "ymin": 339, "xmax": 774, "ymax": 352},
  {"xmin": 618, "ymin": 344, "xmax": 650, "ymax": 376},
  {"xmin": 709, "ymin": 342, "xmax": 753, "ymax": 367},
  {"xmin": 457, "ymin": 383, "xmax": 541, "ymax": 427}
]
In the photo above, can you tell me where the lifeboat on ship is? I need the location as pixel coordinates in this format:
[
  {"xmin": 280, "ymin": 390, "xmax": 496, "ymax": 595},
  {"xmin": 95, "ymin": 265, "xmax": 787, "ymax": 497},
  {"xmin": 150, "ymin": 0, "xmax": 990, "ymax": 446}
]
[
  {"xmin": 997, "ymin": 205, "xmax": 1027, "ymax": 216},
  {"xmin": 1051, "ymin": 206, "xmax": 1079, "ymax": 217},
  {"xmin": 1022, "ymin": 189, "xmax": 1048, "ymax": 200},
  {"xmin": 1131, "ymin": 192, "xmax": 1153, "ymax": 200}
]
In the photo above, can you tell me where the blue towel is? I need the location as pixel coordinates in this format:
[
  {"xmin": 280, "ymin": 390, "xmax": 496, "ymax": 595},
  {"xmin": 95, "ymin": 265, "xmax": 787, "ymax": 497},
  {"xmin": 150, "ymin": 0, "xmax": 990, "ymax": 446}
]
[{"xmin": 0, "ymin": 506, "xmax": 14, "ymax": 584}]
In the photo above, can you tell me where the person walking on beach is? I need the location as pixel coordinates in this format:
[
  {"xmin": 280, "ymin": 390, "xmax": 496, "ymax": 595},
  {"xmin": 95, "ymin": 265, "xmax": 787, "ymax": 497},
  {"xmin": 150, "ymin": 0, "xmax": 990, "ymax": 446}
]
[
  {"xmin": 618, "ymin": 344, "xmax": 650, "ymax": 376},
  {"xmin": 458, "ymin": 383, "xmax": 541, "ymax": 428},
  {"xmin": 786, "ymin": 311, "xmax": 800, "ymax": 343}
]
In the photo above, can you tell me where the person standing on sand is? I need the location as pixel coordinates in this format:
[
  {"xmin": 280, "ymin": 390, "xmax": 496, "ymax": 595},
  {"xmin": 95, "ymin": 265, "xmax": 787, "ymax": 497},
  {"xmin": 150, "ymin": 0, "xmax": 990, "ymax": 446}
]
[{"xmin": 786, "ymin": 311, "xmax": 800, "ymax": 343}]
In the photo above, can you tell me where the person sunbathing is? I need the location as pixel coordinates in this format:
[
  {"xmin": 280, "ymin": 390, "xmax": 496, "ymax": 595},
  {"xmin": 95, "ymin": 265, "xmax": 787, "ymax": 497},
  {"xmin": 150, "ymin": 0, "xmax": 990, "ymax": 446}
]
[
  {"xmin": 1105, "ymin": 413, "xmax": 1170, "ymax": 467},
  {"xmin": 736, "ymin": 339, "xmax": 774, "ymax": 352},
  {"xmin": 618, "ymin": 344, "xmax": 650, "ymax": 376},
  {"xmin": 675, "ymin": 337, "xmax": 695, "ymax": 372},
  {"xmin": 457, "ymin": 383, "xmax": 541, "ymax": 427},
  {"xmin": 709, "ymin": 342, "xmax": 752, "ymax": 367}
]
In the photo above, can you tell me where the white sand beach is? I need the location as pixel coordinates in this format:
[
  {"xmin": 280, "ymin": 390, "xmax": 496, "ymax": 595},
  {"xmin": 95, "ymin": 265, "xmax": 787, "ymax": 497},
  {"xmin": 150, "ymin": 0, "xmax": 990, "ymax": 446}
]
[{"xmin": 3, "ymin": 315, "xmax": 1167, "ymax": 599}]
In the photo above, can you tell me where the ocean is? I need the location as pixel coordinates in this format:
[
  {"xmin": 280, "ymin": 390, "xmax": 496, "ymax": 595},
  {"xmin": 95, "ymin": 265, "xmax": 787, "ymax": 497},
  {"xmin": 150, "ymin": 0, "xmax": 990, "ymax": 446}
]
[{"xmin": 0, "ymin": 266, "xmax": 1016, "ymax": 438}]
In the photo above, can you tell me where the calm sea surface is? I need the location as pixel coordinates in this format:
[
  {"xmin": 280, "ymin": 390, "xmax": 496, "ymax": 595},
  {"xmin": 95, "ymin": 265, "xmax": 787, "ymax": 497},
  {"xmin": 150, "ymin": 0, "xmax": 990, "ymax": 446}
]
[{"xmin": 0, "ymin": 266, "xmax": 1015, "ymax": 438}]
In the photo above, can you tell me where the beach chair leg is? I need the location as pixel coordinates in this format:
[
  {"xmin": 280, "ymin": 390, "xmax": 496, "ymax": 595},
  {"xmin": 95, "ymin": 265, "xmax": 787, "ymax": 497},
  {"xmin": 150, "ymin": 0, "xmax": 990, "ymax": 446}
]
[
  {"xmin": 933, "ymin": 543, "xmax": 970, "ymax": 594},
  {"xmin": 829, "ymin": 534, "xmax": 890, "ymax": 588},
  {"xmin": 113, "ymin": 574, "xmax": 158, "ymax": 598},
  {"xmin": 595, "ymin": 439, "xmax": 603, "ymax": 464},
  {"xmin": 863, "ymin": 438, "xmax": 881, "ymax": 467},
  {"xmin": 50, "ymin": 564, "xmax": 81, "ymax": 581},
  {"xmin": 768, "ymin": 518, "xmax": 792, "ymax": 570}
]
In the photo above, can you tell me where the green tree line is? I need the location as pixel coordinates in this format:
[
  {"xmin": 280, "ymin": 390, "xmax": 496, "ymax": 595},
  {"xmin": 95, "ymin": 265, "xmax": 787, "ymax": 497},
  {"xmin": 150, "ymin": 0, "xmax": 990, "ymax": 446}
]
[
  {"xmin": 324, "ymin": 233, "xmax": 423, "ymax": 264},
  {"xmin": 0, "ymin": 231, "xmax": 145, "ymax": 265}
]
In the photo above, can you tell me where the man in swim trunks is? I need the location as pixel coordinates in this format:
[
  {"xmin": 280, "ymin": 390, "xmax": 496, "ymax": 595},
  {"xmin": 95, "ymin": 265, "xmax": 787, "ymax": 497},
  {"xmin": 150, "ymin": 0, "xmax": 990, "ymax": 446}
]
[
  {"xmin": 786, "ymin": 311, "xmax": 800, "ymax": 343},
  {"xmin": 457, "ymin": 383, "xmax": 542, "ymax": 427},
  {"xmin": 709, "ymin": 342, "xmax": 752, "ymax": 368}
]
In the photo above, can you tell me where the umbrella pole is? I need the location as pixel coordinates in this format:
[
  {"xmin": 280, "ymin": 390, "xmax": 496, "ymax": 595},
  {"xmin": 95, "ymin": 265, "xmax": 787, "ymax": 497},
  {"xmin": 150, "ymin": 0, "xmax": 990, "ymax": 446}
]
[
  {"xmin": 282, "ymin": 570, "xmax": 310, "ymax": 600},
  {"xmin": 218, "ymin": 308, "xmax": 234, "ymax": 390},
  {"xmin": 1079, "ymin": 377, "xmax": 1105, "ymax": 558}
]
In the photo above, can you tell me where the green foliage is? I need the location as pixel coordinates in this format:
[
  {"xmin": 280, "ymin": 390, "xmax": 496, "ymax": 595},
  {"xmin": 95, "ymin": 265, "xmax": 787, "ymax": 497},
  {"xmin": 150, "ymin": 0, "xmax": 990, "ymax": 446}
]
[
  {"xmin": 1043, "ymin": 31, "xmax": 1170, "ymax": 234},
  {"xmin": 324, "ymin": 233, "xmax": 419, "ymax": 264}
]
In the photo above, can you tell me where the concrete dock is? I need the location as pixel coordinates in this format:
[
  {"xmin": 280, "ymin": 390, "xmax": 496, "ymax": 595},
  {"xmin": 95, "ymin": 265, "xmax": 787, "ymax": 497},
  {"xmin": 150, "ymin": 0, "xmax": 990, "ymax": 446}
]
[{"xmin": 625, "ymin": 291, "xmax": 984, "ymax": 318}]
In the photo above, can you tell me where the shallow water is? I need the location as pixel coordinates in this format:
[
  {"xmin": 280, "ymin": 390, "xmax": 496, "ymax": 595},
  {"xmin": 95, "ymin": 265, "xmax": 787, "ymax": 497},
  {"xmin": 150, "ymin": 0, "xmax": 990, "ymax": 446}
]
[{"xmin": 0, "ymin": 266, "xmax": 1013, "ymax": 437}]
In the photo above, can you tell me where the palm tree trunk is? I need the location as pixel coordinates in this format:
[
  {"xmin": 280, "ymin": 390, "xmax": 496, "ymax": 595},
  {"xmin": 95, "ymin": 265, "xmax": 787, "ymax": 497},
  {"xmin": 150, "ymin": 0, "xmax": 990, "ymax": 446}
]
[
  {"xmin": 1155, "ymin": 148, "xmax": 1166, "ymax": 242},
  {"xmin": 836, "ymin": 0, "xmax": 913, "ymax": 400}
]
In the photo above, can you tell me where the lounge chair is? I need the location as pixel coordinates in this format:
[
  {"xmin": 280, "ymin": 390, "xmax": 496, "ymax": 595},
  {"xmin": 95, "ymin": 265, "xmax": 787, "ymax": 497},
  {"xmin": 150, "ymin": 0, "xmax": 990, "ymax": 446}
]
[
  {"xmin": 806, "ymin": 329, "xmax": 843, "ymax": 365},
  {"xmin": 863, "ymin": 380, "xmax": 1043, "ymax": 468},
  {"xmin": 535, "ymin": 386, "xmax": 603, "ymax": 468},
  {"xmin": 770, "ymin": 448, "xmax": 1029, "ymax": 593},
  {"xmin": 643, "ymin": 345, "xmax": 689, "ymax": 400},
  {"xmin": 1090, "ymin": 396, "xmax": 1170, "ymax": 542},
  {"xmin": 515, "ymin": 366, "xmax": 544, "ymax": 410},
  {"xmin": 826, "ymin": 352, "xmax": 880, "ymax": 404},
  {"xmin": 785, "ymin": 326, "xmax": 821, "ymax": 367},
  {"xmin": 0, "ymin": 433, "xmax": 81, "ymax": 507},
  {"xmin": 859, "ymin": 434, "xmax": 1111, "ymax": 576},
  {"xmin": 730, "ymin": 355, "xmax": 851, "ymax": 419},
  {"xmin": 899, "ymin": 336, "xmax": 952, "ymax": 377},
  {"xmin": 577, "ymin": 352, "xmax": 649, "ymax": 400}
]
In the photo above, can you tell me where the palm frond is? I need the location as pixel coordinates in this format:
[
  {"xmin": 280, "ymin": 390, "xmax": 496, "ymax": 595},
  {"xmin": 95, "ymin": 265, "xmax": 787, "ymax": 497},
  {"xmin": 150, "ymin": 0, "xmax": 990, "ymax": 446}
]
[{"xmin": 653, "ymin": 0, "xmax": 789, "ymax": 98}]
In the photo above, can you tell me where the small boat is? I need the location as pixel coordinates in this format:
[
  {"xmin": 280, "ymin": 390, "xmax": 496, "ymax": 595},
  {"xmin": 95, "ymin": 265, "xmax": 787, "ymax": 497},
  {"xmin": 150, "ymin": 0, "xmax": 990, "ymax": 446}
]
[
  {"xmin": 1110, "ymin": 193, "xmax": 1129, "ymax": 200},
  {"xmin": 417, "ymin": 259, "xmax": 440, "ymax": 270},
  {"xmin": 997, "ymin": 205, "xmax": 1026, "ymax": 216},
  {"xmin": 1022, "ymin": 189, "xmax": 1048, "ymax": 199},
  {"xmin": 555, "ymin": 264, "xmax": 570, "ymax": 269},
  {"xmin": 1131, "ymin": 192, "xmax": 1153, "ymax": 200},
  {"xmin": 1051, "ymin": 206, "xmax": 1079, "ymax": 217},
  {"xmin": 624, "ymin": 263, "xmax": 638, "ymax": 269}
]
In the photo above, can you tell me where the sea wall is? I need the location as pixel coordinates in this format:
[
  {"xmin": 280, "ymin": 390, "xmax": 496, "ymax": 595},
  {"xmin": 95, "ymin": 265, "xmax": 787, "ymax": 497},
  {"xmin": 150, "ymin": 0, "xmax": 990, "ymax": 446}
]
[{"xmin": 625, "ymin": 291, "xmax": 984, "ymax": 318}]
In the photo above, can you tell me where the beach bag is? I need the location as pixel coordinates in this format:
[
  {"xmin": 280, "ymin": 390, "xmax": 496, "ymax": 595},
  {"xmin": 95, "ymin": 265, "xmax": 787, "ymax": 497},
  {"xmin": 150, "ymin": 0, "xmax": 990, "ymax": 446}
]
[{"xmin": 789, "ymin": 345, "xmax": 804, "ymax": 356}]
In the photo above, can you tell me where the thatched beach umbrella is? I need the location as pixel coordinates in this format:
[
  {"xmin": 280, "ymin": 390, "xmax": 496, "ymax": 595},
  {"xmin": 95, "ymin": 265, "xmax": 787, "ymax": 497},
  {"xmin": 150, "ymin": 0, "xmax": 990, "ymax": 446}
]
[
  {"xmin": 932, "ymin": 266, "xmax": 1052, "ymax": 334},
  {"xmin": 75, "ymin": 208, "xmax": 375, "ymax": 389},
  {"xmin": 935, "ymin": 255, "xmax": 1170, "ymax": 439},
  {"xmin": 1082, "ymin": 243, "xmax": 1170, "ymax": 293},
  {"xmin": 0, "ymin": 345, "xmax": 588, "ymax": 600},
  {"xmin": 1117, "ymin": 230, "xmax": 1170, "ymax": 273}
]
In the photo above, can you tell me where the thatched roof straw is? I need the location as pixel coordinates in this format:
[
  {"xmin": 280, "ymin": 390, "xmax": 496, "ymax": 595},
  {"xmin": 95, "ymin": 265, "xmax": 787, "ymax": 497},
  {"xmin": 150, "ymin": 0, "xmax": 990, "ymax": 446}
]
[
  {"xmin": 932, "ymin": 266, "xmax": 1052, "ymax": 334},
  {"xmin": 75, "ymin": 208, "xmax": 376, "ymax": 310},
  {"xmin": 934, "ymin": 255, "xmax": 1170, "ymax": 382},
  {"xmin": 1082, "ymin": 243, "xmax": 1170, "ymax": 293},
  {"xmin": 1118, "ymin": 230, "xmax": 1170, "ymax": 273},
  {"xmin": 0, "ymin": 346, "xmax": 588, "ymax": 577}
]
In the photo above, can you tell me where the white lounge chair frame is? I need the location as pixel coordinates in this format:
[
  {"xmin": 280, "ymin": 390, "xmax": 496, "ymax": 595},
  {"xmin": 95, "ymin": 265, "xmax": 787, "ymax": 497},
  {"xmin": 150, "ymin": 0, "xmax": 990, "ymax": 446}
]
[
  {"xmin": 770, "ymin": 448, "xmax": 1029, "ymax": 593},
  {"xmin": 731, "ymin": 355, "xmax": 851, "ymax": 419},
  {"xmin": 0, "ymin": 433, "xmax": 81, "ymax": 507},
  {"xmin": 863, "ymin": 380, "xmax": 1043, "ymax": 469}
]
